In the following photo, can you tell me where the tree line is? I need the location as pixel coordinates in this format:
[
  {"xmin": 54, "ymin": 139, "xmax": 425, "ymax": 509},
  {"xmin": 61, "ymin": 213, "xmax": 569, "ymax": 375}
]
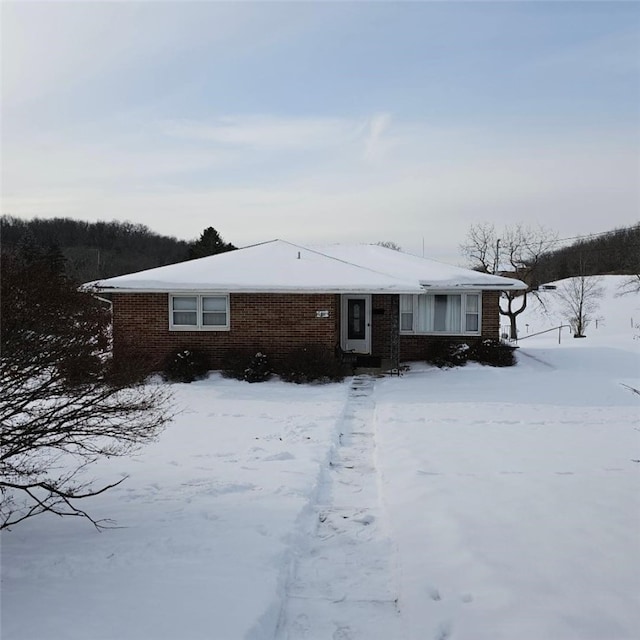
[
  {"xmin": 535, "ymin": 224, "xmax": 640, "ymax": 284},
  {"xmin": 0, "ymin": 217, "xmax": 236, "ymax": 284}
]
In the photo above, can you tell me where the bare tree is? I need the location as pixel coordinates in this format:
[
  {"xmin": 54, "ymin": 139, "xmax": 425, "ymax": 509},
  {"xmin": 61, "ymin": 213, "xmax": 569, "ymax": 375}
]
[
  {"xmin": 616, "ymin": 274, "xmax": 640, "ymax": 297},
  {"xmin": 460, "ymin": 223, "xmax": 558, "ymax": 339},
  {"xmin": 459, "ymin": 222, "xmax": 498, "ymax": 273},
  {"xmin": 1, "ymin": 248, "xmax": 173, "ymax": 530},
  {"xmin": 556, "ymin": 275, "xmax": 605, "ymax": 337},
  {"xmin": 376, "ymin": 241, "xmax": 402, "ymax": 251}
]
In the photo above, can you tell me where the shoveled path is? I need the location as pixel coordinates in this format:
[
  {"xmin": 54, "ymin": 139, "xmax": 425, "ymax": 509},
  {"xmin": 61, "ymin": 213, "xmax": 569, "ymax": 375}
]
[{"xmin": 275, "ymin": 376, "xmax": 401, "ymax": 640}]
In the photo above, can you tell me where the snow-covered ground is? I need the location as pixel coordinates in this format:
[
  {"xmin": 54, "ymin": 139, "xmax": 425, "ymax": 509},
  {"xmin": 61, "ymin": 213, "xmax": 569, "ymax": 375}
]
[{"xmin": 2, "ymin": 276, "xmax": 639, "ymax": 640}]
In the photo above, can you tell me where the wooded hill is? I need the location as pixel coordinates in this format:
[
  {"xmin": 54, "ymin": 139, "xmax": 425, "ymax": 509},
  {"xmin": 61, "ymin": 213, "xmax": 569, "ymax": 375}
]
[
  {"xmin": 535, "ymin": 223, "xmax": 639, "ymax": 285},
  {"xmin": 1, "ymin": 217, "xmax": 189, "ymax": 283},
  {"xmin": 0, "ymin": 217, "xmax": 235, "ymax": 284},
  {"xmin": 1, "ymin": 216, "xmax": 637, "ymax": 285}
]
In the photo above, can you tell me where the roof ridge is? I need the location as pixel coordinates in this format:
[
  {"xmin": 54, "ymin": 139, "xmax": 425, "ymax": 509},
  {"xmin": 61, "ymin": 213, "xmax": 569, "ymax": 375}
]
[{"xmin": 291, "ymin": 242, "xmax": 418, "ymax": 285}]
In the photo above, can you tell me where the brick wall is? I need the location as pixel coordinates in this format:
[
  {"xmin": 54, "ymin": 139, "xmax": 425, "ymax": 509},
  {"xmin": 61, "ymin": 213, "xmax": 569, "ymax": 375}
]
[
  {"xmin": 398, "ymin": 290, "xmax": 502, "ymax": 362},
  {"xmin": 481, "ymin": 291, "xmax": 501, "ymax": 338},
  {"xmin": 111, "ymin": 290, "xmax": 503, "ymax": 369},
  {"xmin": 112, "ymin": 292, "xmax": 339, "ymax": 370},
  {"xmin": 371, "ymin": 294, "xmax": 395, "ymax": 360}
]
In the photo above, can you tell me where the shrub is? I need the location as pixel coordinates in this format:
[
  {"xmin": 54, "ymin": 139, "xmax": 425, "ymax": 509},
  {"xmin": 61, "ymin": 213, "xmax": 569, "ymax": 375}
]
[
  {"xmin": 221, "ymin": 348, "xmax": 254, "ymax": 380},
  {"xmin": 278, "ymin": 344, "xmax": 344, "ymax": 384},
  {"xmin": 468, "ymin": 339, "xmax": 516, "ymax": 367},
  {"xmin": 162, "ymin": 348, "xmax": 210, "ymax": 383},
  {"xmin": 425, "ymin": 340, "xmax": 470, "ymax": 368},
  {"xmin": 243, "ymin": 352, "xmax": 271, "ymax": 383},
  {"xmin": 221, "ymin": 349, "xmax": 271, "ymax": 382}
]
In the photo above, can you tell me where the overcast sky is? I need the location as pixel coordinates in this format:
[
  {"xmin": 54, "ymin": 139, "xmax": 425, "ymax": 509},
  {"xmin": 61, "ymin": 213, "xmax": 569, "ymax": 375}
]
[{"xmin": 2, "ymin": 1, "xmax": 639, "ymax": 264}]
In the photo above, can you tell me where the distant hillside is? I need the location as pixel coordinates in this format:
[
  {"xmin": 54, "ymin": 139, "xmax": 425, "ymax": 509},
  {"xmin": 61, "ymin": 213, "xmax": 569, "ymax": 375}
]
[
  {"xmin": 1, "ymin": 216, "xmax": 191, "ymax": 283},
  {"xmin": 536, "ymin": 224, "xmax": 639, "ymax": 284},
  {"xmin": 520, "ymin": 275, "xmax": 640, "ymax": 345}
]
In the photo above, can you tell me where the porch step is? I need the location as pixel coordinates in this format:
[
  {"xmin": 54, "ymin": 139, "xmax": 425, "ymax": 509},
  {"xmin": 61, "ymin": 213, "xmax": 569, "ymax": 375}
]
[{"xmin": 354, "ymin": 355, "xmax": 381, "ymax": 368}]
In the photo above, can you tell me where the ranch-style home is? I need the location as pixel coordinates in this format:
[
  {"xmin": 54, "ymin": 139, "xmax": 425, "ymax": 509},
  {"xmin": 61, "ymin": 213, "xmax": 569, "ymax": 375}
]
[{"xmin": 86, "ymin": 239, "xmax": 527, "ymax": 370}]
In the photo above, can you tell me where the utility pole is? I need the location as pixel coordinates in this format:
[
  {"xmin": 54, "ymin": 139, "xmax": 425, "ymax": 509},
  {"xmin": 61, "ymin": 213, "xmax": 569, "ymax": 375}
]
[{"xmin": 494, "ymin": 238, "xmax": 501, "ymax": 274}]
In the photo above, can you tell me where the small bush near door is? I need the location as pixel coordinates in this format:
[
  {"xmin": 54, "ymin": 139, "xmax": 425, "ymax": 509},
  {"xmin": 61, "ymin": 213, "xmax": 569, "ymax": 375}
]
[
  {"xmin": 425, "ymin": 339, "xmax": 516, "ymax": 368},
  {"xmin": 162, "ymin": 348, "xmax": 210, "ymax": 383},
  {"xmin": 469, "ymin": 339, "xmax": 517, "ymax": 367},
  {"xmin": 277, "ymin": 344, "xmax": 344, "ymax": 384},
  {"xmin": 425, "ymin": 341, "xmax": 470, "ymax": 368}
]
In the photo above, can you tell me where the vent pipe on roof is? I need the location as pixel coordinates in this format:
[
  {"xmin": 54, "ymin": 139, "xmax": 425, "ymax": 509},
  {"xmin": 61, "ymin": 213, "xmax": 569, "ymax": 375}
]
[{"xmin": 297, "ymin": 251, "xmax": 301, "ymax": 259}]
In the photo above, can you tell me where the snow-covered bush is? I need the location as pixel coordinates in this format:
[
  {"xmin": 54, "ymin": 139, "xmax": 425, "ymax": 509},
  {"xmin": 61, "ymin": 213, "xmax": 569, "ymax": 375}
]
[
  {"xmin": 469, "ymin": 339, "xmax": 517, "ymax": 367},
  {"xmin": 162, "ymin": 348, "xmax": 210, "ymax": 383},
  {"xmin": 425, "ymin": 340, "xmax": 470, "ymax": 368},
  {"xmin": 243, "ymin": 352, "xmax": 271, "ymax": 383},
  {"xmin": 425, "ymin": 339, "xmax": 516, "ymax": 368}
]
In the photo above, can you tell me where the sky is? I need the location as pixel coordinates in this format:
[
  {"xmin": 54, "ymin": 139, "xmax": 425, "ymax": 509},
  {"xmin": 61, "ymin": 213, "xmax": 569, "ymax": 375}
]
[{"xmin": 2, "ymin": 1, "xmax": 639, "ymax": 264}]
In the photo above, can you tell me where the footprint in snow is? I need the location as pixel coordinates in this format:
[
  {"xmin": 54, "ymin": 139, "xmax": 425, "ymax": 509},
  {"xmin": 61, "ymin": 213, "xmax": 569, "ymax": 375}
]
[
  {"xmin": 263, "ymin": 452, "xmax": 295, "ymax": 462},
  {"xmin": 434, "ymin": 621, "xmax": 453, "ymax": 640},
  {"xmin": 291, "ymin": 613, "xmax": 309, "ymax": 637},
  {"xmin": 333, "ymin": 626, "xmax": 352, "ymax": 639}
]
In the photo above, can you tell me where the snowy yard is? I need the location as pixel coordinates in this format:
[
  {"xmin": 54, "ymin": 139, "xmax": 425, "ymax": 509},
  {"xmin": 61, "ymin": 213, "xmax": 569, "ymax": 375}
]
[{"xmin": 2, "ymin": 277, "xmax": 639, "ymax": 640}]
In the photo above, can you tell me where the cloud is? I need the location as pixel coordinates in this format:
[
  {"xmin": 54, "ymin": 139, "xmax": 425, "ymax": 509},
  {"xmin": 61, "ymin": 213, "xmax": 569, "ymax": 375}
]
[
  {"xmin": 161, "ymin": 115, "xmax": 368, "ymax": 151},
  {"xmin": 363, "ymin": 113, "xmax": 393, "ymax": 161},
  {"xmin": 1, "ymin": 2, "xmax": 315, "ymax": 113},
  {"xmin": 3, "ymin": 107, "xmax": 638, "ymax": 266},
  {"xmin": 5, "ymin": 118, "xmax": 636, "ymax": 265}
]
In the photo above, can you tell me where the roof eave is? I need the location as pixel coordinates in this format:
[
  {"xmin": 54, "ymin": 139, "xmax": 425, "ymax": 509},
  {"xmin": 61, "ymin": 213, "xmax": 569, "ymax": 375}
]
[{"xmin": 88, "ymin": 285, "xmax": 427, "ymax": 295}]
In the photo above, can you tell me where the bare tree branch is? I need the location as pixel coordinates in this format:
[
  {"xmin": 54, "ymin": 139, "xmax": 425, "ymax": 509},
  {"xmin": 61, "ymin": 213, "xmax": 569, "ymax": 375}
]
[
  {"xmin": 616, "ymin": 274, "xmax": 640, "ymax": 297},
  {"xmin": 1, "ymin": 248, "xmax": 174, "ymax": 530},
  {"xmin": 460, "ymin": 222, "xmax": 558, "ymax": 338}
]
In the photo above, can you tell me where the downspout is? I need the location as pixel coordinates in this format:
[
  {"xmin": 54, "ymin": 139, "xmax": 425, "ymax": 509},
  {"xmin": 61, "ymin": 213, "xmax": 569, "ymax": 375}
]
[
  {"xmin": 92, "ymin": 293, "xmax": 114, "ymax": 353},
  {"xmin": 94, "ymin": 295, "xmax": 113, "ymax": 313}
]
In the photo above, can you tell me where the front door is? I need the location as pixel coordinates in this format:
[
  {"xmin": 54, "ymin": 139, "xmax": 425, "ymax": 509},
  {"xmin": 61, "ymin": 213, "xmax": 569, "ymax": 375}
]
[{"xmin": 341, "ymin": 295, "xmax": 371, "ymax": 354}]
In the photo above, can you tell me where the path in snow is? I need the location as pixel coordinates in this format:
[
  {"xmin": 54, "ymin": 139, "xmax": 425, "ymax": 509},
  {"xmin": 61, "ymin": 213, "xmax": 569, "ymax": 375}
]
[{"xmin": 275, "ymin": 376, "xmax": 401, "ymax": 640}]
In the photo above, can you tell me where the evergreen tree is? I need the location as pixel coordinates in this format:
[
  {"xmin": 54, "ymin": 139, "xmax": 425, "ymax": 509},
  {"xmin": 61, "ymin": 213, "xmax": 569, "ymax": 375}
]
[{"xmin": 188, "ymin": 227, "xmax": 236, "ymax": 259}]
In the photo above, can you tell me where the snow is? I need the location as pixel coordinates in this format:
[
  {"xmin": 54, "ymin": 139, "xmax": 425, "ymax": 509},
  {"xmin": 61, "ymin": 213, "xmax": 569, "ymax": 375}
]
[
  {"xmin": 2, "ymin": 276, "xmax": 639, "ymax": 639},
  {"xmin": 86, "ymin": 239, "xmax": 526, "ymax": 293}
]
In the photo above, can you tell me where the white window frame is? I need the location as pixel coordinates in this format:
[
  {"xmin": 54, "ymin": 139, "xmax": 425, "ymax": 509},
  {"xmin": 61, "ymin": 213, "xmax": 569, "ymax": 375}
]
[
  {"xmin": 169, "ymin": 294, "xmax": 230, "ymax": 331},
  {"xmin": 399, "ymin": 292, "xmax": 482, "ymax": 336}
]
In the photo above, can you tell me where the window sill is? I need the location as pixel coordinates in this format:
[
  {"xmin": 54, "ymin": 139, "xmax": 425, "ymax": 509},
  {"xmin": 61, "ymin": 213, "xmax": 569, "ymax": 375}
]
[
  {"xmin": 169, "ymin": 326, "xmax": 230, "ymax": 332},
  {"xmin": 399, "ymin": 331, "xmax": 481, "ymax": 337}
]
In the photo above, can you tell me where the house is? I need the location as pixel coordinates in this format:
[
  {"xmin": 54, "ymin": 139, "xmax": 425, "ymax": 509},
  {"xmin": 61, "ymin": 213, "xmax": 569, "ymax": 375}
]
[{"xmin": 86, "ymin": 239, "xmax": 527, "ymax": 370}]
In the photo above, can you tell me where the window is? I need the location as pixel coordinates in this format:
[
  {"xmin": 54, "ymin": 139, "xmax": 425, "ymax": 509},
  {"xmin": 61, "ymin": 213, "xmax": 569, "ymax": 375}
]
[
  {"xmin": 399, "ymin": 293, "xmax": 481, "ymax": 335},
  {"xmin": 170, "ymin": 294, "xmax": 229, "ymax": 330},
  {"xmin": 465, "ymin": 294, "xmax": 479, "ymax": 332},
  {"xmin": 400, "ymin": 294, "xmax": 414, "ymax": 331}
]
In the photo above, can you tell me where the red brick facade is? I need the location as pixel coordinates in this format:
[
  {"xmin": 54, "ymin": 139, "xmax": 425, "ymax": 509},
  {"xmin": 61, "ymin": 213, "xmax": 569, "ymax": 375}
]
[
  {"xmin": 369, "ymin": 292, "xmax": 501, "ymax": 362},
  {"xmin": 112, "ymin": 293, "xmax": 340, "ymax": 369},
  {"xmin": 111, "ymin": 290, "xmax": 501, "ymax": 370},
  {"xmin": 398, "ymin": 291, "xmax": 500, "ymax": 360}
]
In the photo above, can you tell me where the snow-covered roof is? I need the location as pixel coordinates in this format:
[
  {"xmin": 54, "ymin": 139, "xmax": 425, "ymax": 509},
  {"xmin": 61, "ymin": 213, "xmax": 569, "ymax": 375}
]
[{"xmin": 86, "ymin": 239, "xmax": 528, "ymax": 294}]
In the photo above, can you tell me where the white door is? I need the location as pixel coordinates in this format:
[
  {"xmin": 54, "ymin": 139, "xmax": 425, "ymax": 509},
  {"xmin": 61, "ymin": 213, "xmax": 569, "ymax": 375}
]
[{"xmin": 341, "ymin": 295, "xmax": 371, "ymax": 354}]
